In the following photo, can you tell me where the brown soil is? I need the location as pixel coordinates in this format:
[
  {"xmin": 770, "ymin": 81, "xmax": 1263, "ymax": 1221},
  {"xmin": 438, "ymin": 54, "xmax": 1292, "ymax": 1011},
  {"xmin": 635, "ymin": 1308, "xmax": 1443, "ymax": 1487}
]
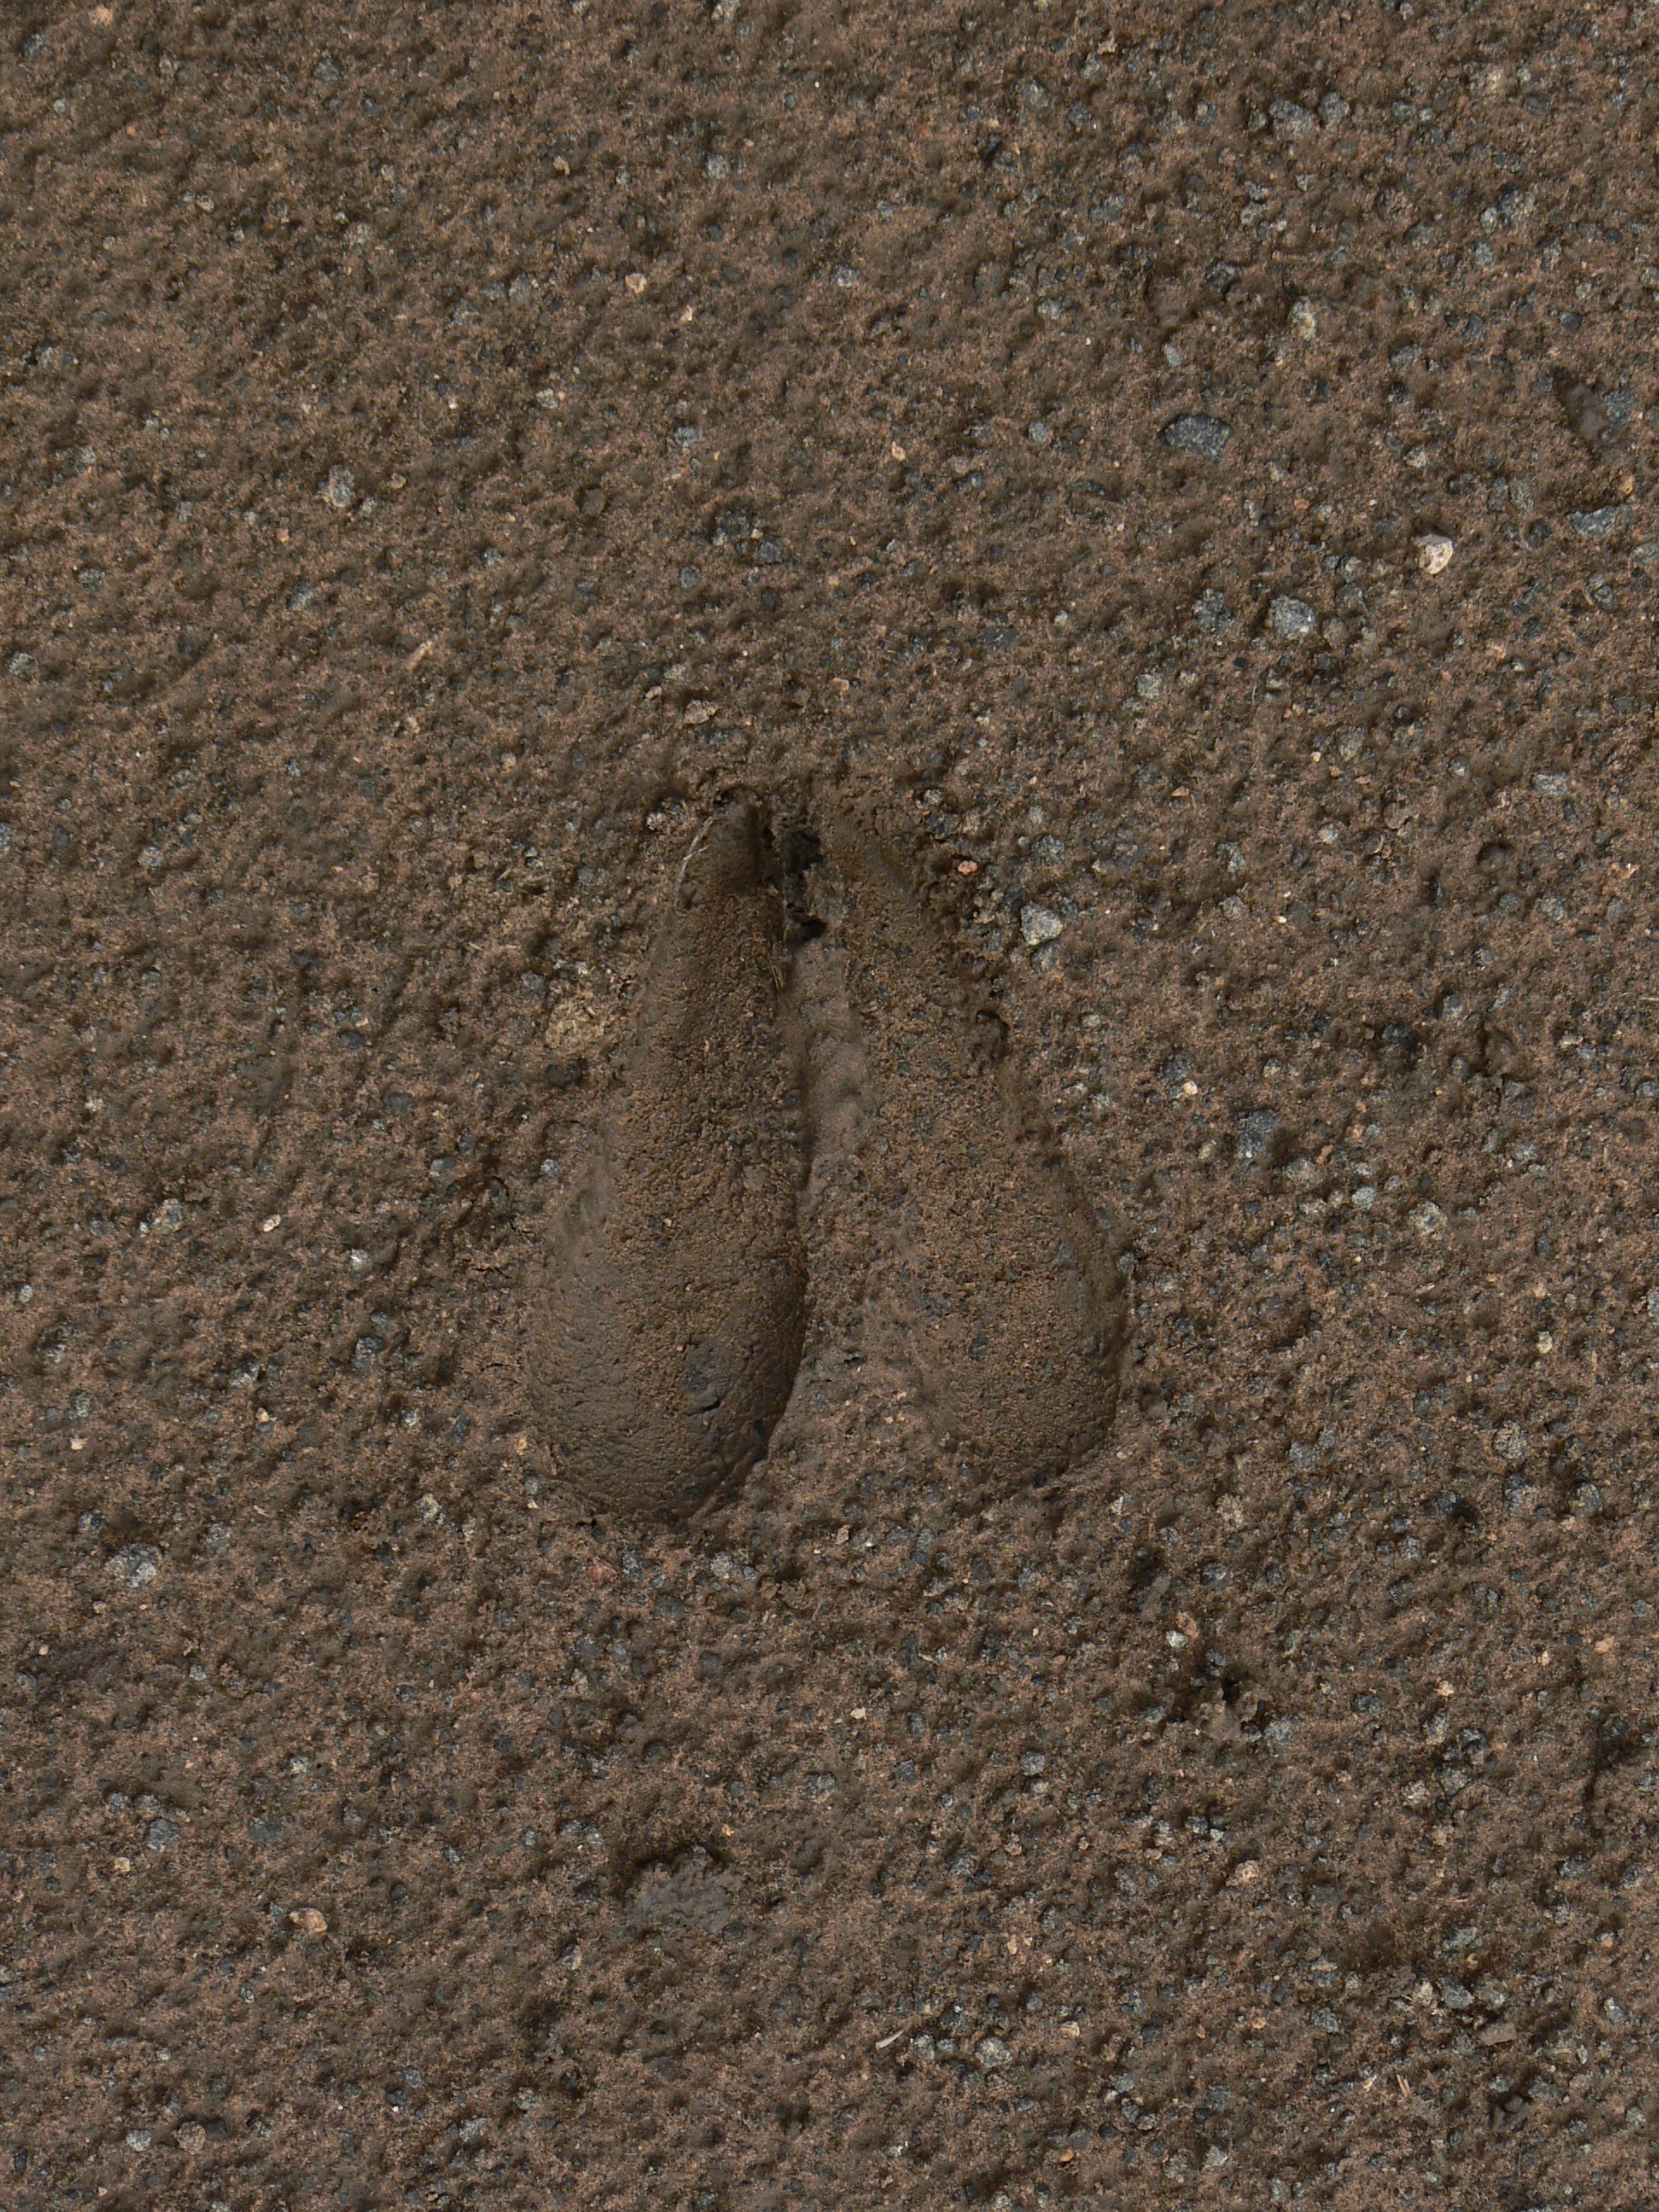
[{"xmin": 2, "ymin": 5, "xmax": 1657, "ymax": 2211}]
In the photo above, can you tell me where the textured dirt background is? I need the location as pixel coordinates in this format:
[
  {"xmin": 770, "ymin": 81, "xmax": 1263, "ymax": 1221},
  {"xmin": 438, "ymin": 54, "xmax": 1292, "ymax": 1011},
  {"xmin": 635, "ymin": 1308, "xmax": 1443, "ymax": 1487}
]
[{"xmin": 3, "ymin": 3, "xmax": 1659, "ymax": 2209}]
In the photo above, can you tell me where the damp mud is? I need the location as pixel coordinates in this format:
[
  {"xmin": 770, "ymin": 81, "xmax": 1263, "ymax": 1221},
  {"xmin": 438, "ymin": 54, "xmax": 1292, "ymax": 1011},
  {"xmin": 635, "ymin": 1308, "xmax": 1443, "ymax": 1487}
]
[{"xmin": 2, "ymin": 4, "xmax": 1657, "ymax": 2209}]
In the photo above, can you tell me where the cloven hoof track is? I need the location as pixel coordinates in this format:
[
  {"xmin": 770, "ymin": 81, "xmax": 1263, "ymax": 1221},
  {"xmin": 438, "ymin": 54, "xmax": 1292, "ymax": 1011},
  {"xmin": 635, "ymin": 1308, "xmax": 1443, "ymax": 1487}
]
[
  {"xmin": 812, "ymin": 810, "xmax": 1125, "ymax": 1487},
  {"xmin": 533, "ymin": 795, "xmax": 807, "ymax": 1520}
]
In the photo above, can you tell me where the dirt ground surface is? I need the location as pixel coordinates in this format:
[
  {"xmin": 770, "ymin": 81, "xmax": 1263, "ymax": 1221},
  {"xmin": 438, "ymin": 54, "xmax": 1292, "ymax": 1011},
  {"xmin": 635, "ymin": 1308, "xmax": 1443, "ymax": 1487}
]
[{"xmin": 3, "ymin": 3, "xmax": 1659, "ymax": 2208}]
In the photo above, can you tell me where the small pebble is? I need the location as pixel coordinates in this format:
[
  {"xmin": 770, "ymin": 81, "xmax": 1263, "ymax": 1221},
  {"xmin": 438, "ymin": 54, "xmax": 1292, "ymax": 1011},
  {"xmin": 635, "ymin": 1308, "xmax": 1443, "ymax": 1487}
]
[
  {"xmin": 1194, "ymin": 588, "xmax": 1233, "ymax": 632},
  {"xmin": 1415, "ymin": 533, "xmax": 1455, "ymax": 576},
  {"xmin": 1235, "ymin": 1109, "xmax": 1281, "ymax": 1165},
  {"xmin": 106, "ymin": 1545, "xmax": 161, "ymax": 1588},
  {"xmin": 1269, "ymin": 596, "xmax": 1319, "ymax": 641},
  {"xmin": 1161, "ymin": 414, "xmax": 1233, "ymax": 462},
  {"xmin": 1020, "ymin": 905, "xmax": 1064, "ymax": 947}
]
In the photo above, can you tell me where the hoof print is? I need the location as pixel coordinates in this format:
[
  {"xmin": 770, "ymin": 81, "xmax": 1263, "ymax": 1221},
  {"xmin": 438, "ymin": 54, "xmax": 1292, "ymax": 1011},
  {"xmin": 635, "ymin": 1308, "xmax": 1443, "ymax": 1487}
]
[
  {"xmin": 815, "ymin": 814, "xmax": 1123, "ymax": 1488},
  {"xmin": 533, "ymin": 797, "xmax": 807, "ymax": 1520}
]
